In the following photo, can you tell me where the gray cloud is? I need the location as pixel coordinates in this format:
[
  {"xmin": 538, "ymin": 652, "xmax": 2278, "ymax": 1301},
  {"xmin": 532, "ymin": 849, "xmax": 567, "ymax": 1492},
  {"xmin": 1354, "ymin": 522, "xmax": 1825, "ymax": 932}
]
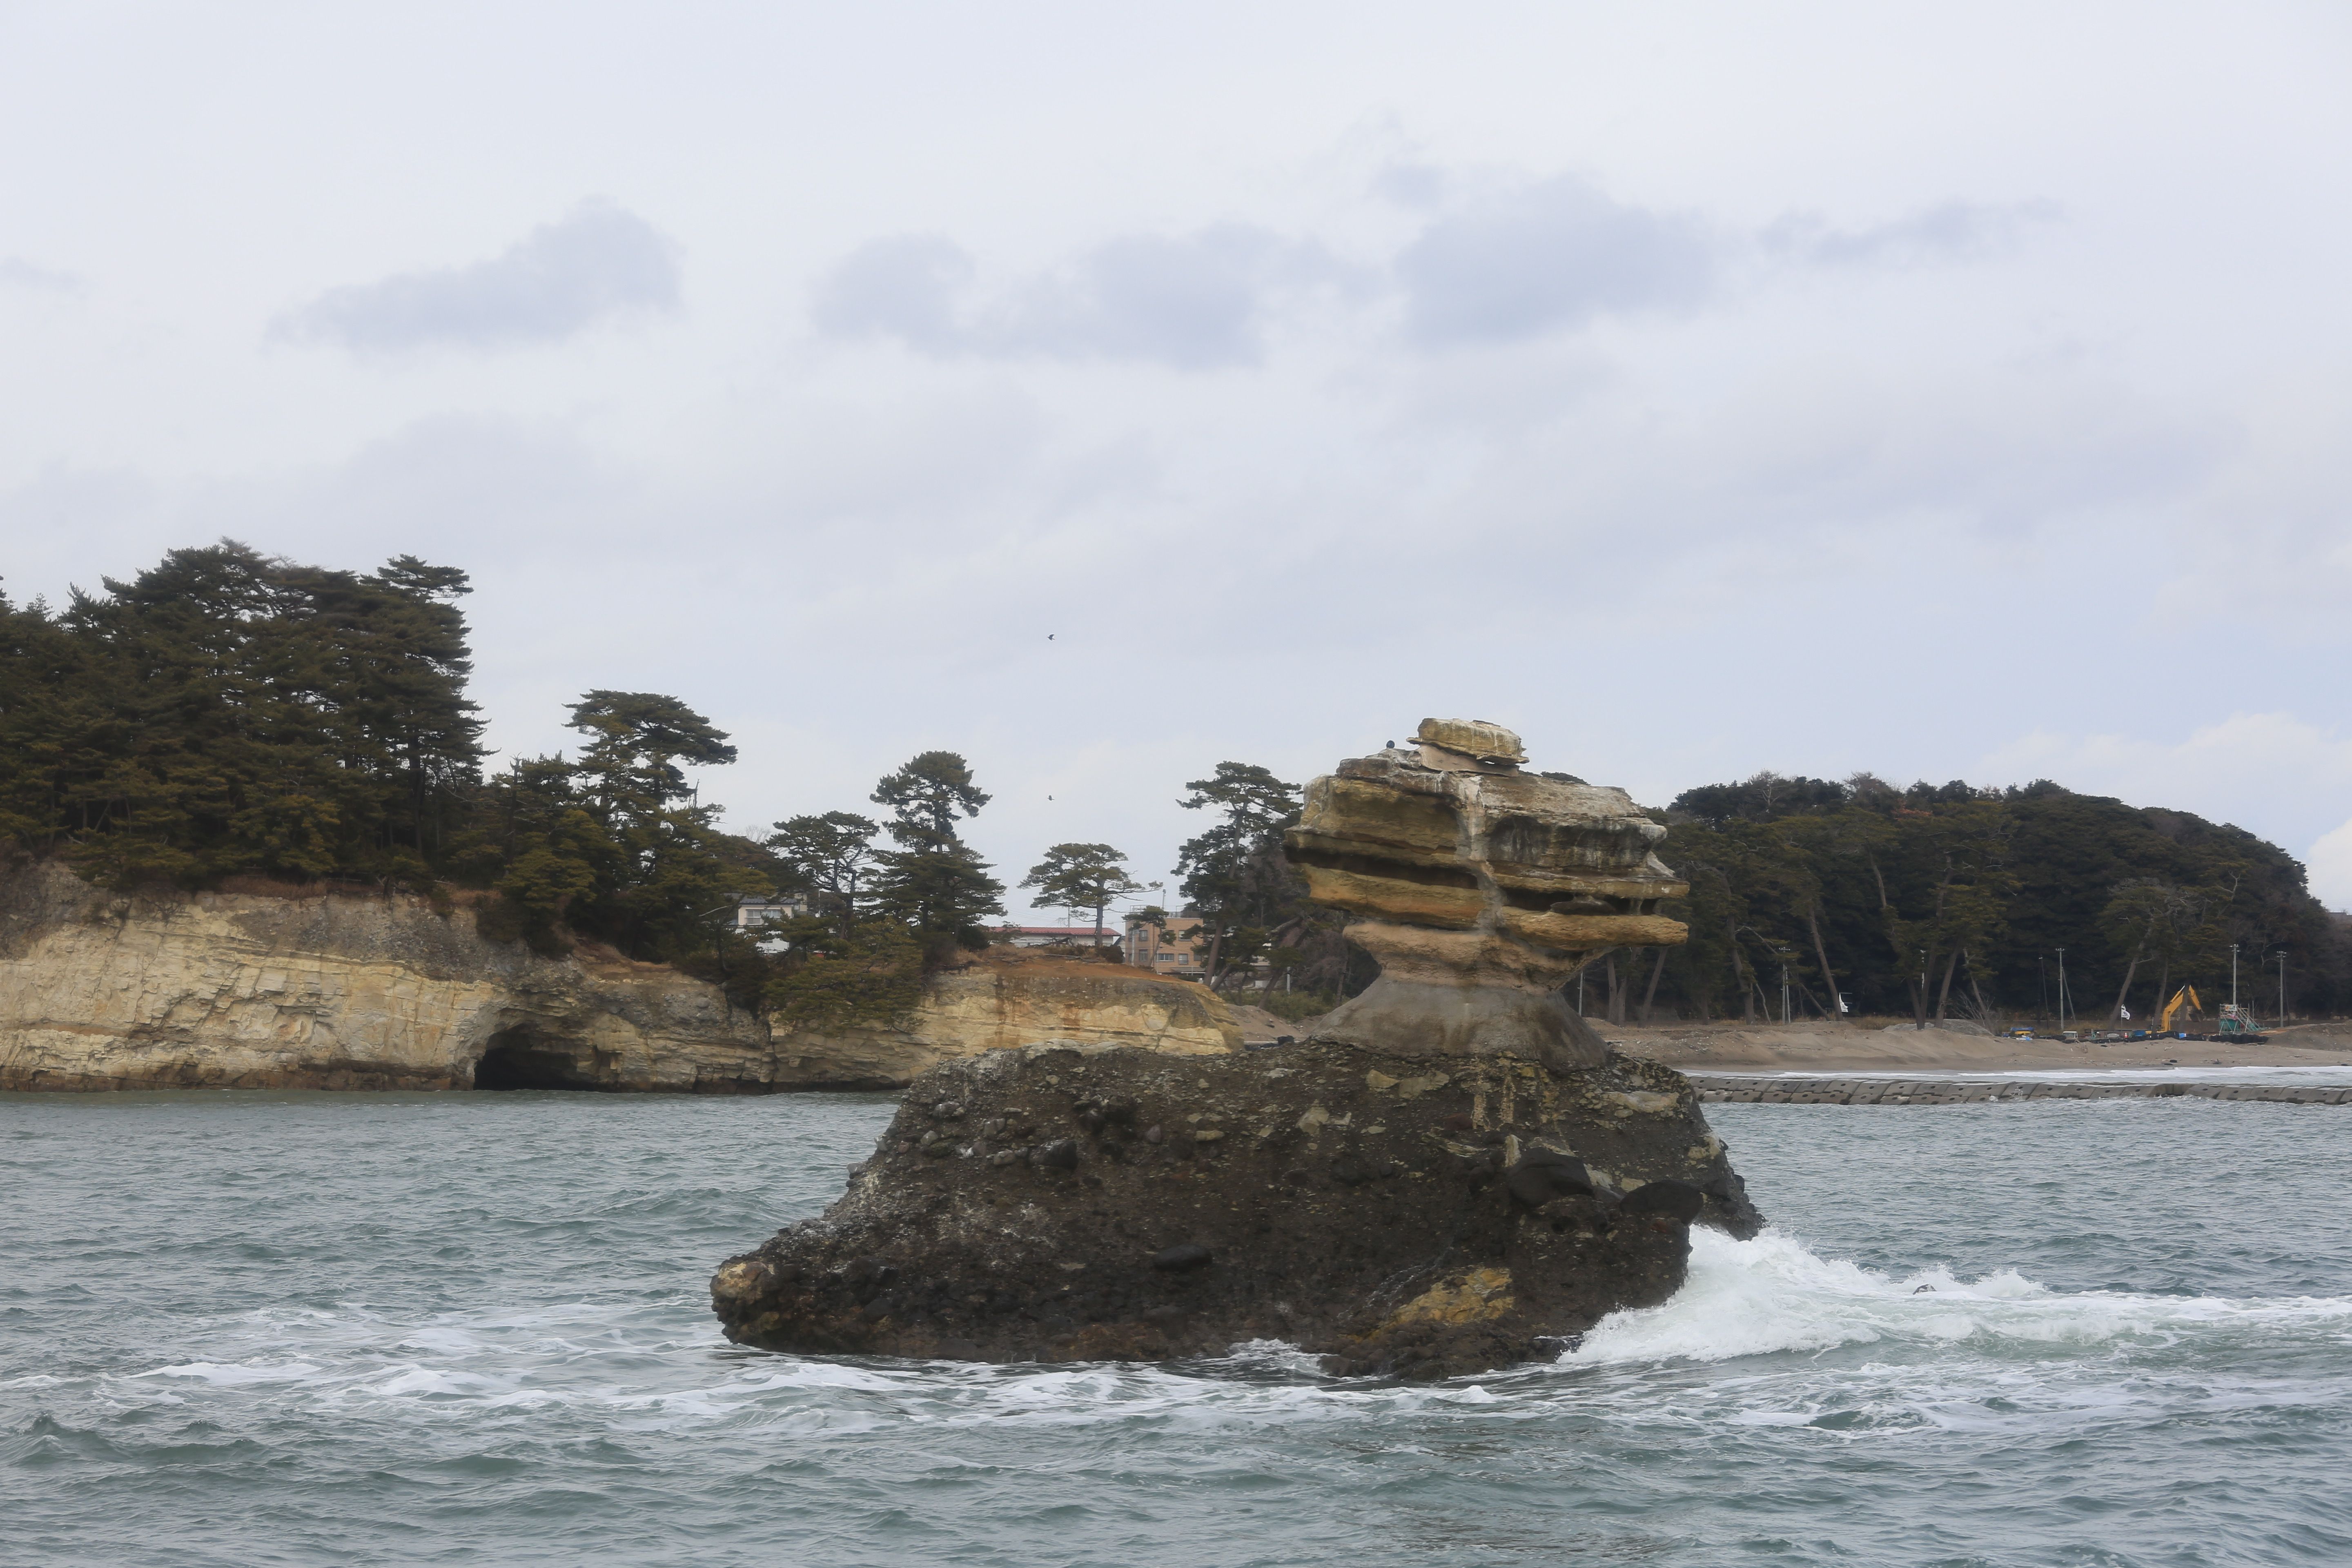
[
  {"xmin": 813, "ymin": 225, "xmax": 1335, "ymax": 369},
  {"xmin": 1396, "ymin": 176, "xmax": 1716, "ymax": 346},
  {"xmin": 1371, "ymin": 162, "xmax": 1448, "ymax": 209},
  {"xmin": 819, "ymin": 180, "xmax": 2048, "ymax": 369},
  {"xmin": 277, "ymin": 202, "xmax": 679, "ymax": 352},
  {"xmin": 1762, "ymin": 201, "xmax": 2060, "ymax": 268},
  {"xmin": 0, "ymin": 256, "xmax": 81, "ymax": 293},
  {"xmin": 809, "ymin": 234, "xmax": 975, "ymax": 352}
]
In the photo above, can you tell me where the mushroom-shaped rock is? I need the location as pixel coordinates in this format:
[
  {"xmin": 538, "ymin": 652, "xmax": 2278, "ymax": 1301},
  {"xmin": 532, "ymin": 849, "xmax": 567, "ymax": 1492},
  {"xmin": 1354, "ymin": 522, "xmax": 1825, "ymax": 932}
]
[{"xmin": 1283, "ymin": 719, "xmax": 1688, "ymax": 1067}]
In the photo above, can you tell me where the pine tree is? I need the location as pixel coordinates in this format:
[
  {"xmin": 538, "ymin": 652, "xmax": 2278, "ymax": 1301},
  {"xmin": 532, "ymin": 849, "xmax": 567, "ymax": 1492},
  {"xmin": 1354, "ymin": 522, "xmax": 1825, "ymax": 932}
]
[
  {"xmin": 1020, "ymin": 843, "xmax": 1141, "ymax": 947},
  {"xmin": 866, "ymin": 751, "xmax": 1004, "ymax": 953}
]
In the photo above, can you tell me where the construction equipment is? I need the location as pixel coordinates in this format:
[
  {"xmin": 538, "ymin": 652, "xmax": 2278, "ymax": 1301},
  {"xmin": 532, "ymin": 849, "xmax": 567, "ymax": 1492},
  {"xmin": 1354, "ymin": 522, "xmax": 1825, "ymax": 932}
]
[
  {"xmin": 2218, "ymin": 1002, "xmax": 2264, "ymax": 1039},
  {"xmin": 2158, "ymin": 986, "xmax": 2203, "ymax": 1033}
]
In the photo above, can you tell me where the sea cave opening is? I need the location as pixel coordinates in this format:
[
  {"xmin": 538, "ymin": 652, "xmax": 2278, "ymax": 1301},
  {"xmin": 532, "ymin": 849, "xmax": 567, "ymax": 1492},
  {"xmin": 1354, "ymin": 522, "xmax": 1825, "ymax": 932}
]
[{"xmin": 471, "ymin": 1029, "xmax": 610, "ymax": 1091}]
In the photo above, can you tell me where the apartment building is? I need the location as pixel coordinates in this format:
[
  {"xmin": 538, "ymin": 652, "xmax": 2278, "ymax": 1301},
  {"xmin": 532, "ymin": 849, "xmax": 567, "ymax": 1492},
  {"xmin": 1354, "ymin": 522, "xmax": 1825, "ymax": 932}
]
[{"xmin": 1124, "ymin": 913, "xmax": 1208, "ymax": 979}]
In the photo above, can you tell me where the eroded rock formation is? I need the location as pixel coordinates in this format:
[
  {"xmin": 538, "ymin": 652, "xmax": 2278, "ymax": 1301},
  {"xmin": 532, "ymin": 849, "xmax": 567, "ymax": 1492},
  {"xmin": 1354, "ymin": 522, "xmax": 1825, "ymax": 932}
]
[
  {"xmin": 711, "ymin": 1038, "xmax": 1758, "ymax": 1379},
  {"xmin": 1287, "ymin": 718, "xmax": 1687, "ymax": 1067},
  {"xmin": 712, "ymin": 720, "xmax": 1760, "ymax": 1377},
  {"xmin": 0, "ymin": 859, "xmax": 774, "ymax": 1091},
  {"xmin": 0, "ymin": 860, "xmax": 1238, "ymax": 1092},
  {"xmin": 769, "ymin": 949, "xmax": 1239, "ymax": 1086}
]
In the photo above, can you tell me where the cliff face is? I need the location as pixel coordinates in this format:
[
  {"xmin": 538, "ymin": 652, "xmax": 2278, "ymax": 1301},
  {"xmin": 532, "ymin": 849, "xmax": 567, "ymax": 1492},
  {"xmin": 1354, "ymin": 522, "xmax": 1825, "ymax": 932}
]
[
  {"xmin": 0, "ymin": 862, "xmax": 1238, "ymax": 1093},
  {"xmin": 0, "ymin": 860, "xmax": 775, "ymax": 1092},
  {"xmin": 769, "ymin": 951, "xmax": 1241, "ymax": 1088}
]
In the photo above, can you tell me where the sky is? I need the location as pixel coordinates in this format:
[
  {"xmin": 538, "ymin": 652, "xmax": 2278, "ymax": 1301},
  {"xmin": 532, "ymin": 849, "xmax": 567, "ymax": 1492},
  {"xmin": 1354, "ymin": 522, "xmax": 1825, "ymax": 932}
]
[{"xmin": 4, "ymin": 1, "xmax": 2350, "ymax": 917}]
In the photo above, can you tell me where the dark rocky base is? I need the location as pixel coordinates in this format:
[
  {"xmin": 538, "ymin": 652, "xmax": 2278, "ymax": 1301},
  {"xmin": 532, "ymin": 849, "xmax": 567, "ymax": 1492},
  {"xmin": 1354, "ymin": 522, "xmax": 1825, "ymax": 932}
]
[{"xmin": 712, "ymin": 1040, "xmax": 1762, "ymax": 1380}]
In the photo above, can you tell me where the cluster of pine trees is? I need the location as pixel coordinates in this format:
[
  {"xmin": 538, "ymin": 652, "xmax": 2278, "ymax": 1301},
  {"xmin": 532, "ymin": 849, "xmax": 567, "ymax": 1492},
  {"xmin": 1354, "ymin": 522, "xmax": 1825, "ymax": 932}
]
[
  {"xmin": 1634, "ymin": 773, "xmax": 2350, "ymax": 1026},
  {"xmin": 0, "ymin": 543, "xmax": 1109, "ymax": 1027},
  {"xmin": 0, "ymin": 544, "xmax": 776, "ymax": 976}
]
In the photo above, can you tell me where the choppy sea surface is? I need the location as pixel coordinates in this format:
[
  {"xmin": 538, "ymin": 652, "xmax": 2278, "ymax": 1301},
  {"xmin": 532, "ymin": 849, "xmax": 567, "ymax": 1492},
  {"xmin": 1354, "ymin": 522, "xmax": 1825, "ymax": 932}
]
[{"xmin": 5, "ymin": 1091, "xmax": 2349, "ymax": 1568}]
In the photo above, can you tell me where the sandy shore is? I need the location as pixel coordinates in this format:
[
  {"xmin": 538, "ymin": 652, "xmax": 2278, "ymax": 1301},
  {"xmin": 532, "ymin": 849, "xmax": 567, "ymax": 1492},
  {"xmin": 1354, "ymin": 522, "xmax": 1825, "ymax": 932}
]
[{"xmin": 1605, "ymin": 1019, "xmax": 2352, "ymax": 1073}]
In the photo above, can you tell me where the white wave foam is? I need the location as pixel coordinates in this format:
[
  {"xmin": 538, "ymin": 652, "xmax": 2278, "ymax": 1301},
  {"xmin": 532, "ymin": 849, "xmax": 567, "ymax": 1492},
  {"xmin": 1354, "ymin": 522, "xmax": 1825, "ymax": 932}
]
[
  {"xmin": 1564, "ymin": 1228, "xmax": 2352, "ymax": 1367},
  {"xmin": 140, "ymin": 1359, "xmax": 327, "ymax": 1385}
]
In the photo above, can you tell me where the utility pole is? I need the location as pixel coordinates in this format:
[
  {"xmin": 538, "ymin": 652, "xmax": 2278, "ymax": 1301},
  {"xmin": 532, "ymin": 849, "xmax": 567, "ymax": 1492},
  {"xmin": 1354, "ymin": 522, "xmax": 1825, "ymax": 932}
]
[
  {"xmin": 2275, "ymin": 950, "xmax": 2287, "ymax": 1027},
  {"xmin": 2056, "ymin": 948, "xmax": 2068, "ymax": 1032},
  {"xmin": 2230, "ymin": 943, "xmax": 2239, "ymax": 1009}
]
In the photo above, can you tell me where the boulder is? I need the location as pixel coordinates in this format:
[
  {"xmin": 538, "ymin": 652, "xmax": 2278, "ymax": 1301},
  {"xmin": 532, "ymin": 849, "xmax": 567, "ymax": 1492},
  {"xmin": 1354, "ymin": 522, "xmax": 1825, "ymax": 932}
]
[{"xmin": 710, "ymin": 1038, "xmax": 1762, "ymax": 1379}]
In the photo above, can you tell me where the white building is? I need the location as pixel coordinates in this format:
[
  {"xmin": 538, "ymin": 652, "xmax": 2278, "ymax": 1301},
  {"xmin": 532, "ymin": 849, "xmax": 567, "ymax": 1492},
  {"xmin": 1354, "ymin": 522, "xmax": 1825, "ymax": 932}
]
[
  {"xmin": 733, "ymin": 895, "xmax": 813, "ymax": 953},
  {"xmin": 994, "ymin": 923, "xmax": 1122, "ymax": 950}
]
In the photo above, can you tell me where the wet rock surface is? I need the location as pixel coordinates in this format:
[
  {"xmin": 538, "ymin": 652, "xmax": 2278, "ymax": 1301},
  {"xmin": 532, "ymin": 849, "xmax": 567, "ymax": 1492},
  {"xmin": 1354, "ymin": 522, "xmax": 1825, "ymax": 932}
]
[{"xmin": 712, "ymin": 1039, "xmax": 1762, "ymax": 1378}]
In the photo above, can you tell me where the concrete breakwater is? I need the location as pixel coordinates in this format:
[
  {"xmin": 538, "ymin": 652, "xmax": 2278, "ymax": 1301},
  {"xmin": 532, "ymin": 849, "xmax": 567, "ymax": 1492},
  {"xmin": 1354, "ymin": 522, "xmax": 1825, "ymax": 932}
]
[{"xmin": 1686, "ymin": 1074, "xmax": 2352, "ymax": 1105}]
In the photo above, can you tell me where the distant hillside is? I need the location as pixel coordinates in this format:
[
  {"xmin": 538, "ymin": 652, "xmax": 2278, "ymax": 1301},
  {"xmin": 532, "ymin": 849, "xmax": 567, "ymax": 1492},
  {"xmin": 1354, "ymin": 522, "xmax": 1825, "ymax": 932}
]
[{"xmin": 1589, "ymin": 773, "xmax": 2349, "ymax": 1026}]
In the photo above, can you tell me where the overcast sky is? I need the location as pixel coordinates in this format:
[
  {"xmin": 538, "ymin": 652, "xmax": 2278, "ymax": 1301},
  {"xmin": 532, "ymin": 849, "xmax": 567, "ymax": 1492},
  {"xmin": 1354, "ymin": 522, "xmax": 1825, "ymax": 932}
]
[{"xmin": 6, "ymin": 2, "xmax": 2350, "ymax": 917}]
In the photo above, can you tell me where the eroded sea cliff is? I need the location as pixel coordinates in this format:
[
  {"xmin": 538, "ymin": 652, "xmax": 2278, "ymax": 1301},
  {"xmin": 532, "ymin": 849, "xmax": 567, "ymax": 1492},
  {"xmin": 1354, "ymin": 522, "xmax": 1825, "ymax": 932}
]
[{"xmin": 0, "ymin": 860, "xmax": 1237, "ymax": 1092}]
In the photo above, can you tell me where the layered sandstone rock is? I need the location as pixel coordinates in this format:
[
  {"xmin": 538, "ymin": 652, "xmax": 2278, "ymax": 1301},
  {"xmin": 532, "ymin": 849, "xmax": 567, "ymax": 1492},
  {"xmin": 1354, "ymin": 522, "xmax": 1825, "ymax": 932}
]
[
  {"xmin": 768, "ymin": 951, "xmax": 1239, "ymax": 1088},
  {"xmin": 1285, "ymin": 718, "xmax": 1688, "ymax": 1067},
  {"xmin": 0, "ymin": 861, "xmax": 1237, "ymax": 1093},
  {"xmin": 0, "ymin": 859, "xmax": 773, "ymax": 1091}
]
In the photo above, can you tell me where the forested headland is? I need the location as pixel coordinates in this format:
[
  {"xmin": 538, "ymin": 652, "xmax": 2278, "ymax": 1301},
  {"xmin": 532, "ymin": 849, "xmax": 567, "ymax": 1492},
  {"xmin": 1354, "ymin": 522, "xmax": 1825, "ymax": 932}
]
[{"xmin": 4, "ymin": 543, "xmax": 2345, "ymax": 1027}]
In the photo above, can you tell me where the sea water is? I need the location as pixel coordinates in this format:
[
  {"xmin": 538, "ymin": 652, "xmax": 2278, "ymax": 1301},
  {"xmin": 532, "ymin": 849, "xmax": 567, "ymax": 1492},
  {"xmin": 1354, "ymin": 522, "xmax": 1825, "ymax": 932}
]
[{"xmin": 4, "ymin": 1090, "xmax": 2348, "ymax": 1567}]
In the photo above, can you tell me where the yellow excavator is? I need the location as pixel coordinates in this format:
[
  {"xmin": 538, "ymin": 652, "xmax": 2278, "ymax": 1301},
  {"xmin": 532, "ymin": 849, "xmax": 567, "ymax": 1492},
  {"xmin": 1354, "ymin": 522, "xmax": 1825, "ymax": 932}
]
[{"xmin": 2158, "ymin": 986, "xmax": 2202, "ymax": 1033}]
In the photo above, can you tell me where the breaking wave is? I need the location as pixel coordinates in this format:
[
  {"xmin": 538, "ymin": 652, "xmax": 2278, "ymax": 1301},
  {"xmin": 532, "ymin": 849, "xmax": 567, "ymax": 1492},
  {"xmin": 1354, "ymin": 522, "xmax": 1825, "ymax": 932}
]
[{"xmin": 1565, "ymin": 1225, "xmax": 2352, "ymax": 1367}]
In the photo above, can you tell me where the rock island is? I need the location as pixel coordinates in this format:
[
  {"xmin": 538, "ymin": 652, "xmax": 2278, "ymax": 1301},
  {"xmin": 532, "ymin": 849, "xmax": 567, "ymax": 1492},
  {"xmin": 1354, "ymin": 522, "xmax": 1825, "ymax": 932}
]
[{"xmin": 710, "ymin": 720, "xmax": 1762, "ymax": 1378}]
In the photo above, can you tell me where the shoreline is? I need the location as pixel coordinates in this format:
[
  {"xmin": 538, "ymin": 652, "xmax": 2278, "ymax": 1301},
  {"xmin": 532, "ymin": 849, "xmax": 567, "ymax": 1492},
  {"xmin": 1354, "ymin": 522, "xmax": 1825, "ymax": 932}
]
[
  {"xmin": 1684, "ymin": 1069, "xmax": 2352, "ymax": 1105},
  {"xmin": 1604, "ymin": 1018, "xmax": 2352, "ymax": 1074}
]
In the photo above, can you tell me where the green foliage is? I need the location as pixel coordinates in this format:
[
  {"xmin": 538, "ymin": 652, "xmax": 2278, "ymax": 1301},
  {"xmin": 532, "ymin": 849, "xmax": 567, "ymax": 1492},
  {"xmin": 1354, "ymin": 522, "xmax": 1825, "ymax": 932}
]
[
  {"xmin": 1645, "ymin": 771, "xmax": 2347, "ymax": 1022},
  {"xmin": 0, "ymin": 545, "xmax": 780, "ymax": 971},
  {"xmin": 871, "ymin": 751, "xmax": 989, "ymax": 849},
  {"xmin": 869, "ymin": 843, "xmax": 1005, "ymax": 956},
  {"xmin": 1019, "ymin": 842, "xmax": 1140, "ymax": 942},
  {"xmin": 767, "ymin": 811, "xmax": 881, "ymax": 937},
  {"xmin": 866, "ymin": 751, "xmax": 1004, "ymax": 953},
  {"xmin": 1261, "ymin": 988, "xmax": 1339, "ymax": 1023},
  {"xmin": 762, "ymin": 922, "xmax": 927, "ymax": 1031},
  {"xmin": 0, "ymin": 542, "xmax": 486, "ymax": 885},
  {"xmin": 1174, "ymin": 762, "xmax": 1319, "ymax": 986}
]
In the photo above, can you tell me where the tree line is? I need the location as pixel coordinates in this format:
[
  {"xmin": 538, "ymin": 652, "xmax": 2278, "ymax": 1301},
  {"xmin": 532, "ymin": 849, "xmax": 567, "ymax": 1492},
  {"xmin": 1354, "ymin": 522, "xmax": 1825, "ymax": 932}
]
[
  {"xmin": 1631, "ymin": 772, "xmax": 2350, "ymax": 1026},
  {"xmin": 7, "ymin": 545, "xmax": 2343, "ymax": 1027},
  {"xmin": 1024, "ymin": 762, "xmax": 2352, "ymax": 1028}
]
